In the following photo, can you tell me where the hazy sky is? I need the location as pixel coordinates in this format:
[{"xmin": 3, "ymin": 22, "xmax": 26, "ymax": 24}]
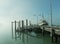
[
  {"xmin": 0, "ymin": 0, "xmax": 60, "ymax": 27},
  {"xmin": 0, "ymin": 0, "xmax": 60, "ymax": 43}
]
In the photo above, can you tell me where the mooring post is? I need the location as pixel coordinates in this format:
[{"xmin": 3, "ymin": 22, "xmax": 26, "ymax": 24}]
[
  {"xmin": 29, "ymin": 20, "xmax": 31, "ymax": 28},
  {"xmin": 15, "ymin": 20, "xmax": 17, "ymax": 39},
  {"xmin": 17, "ymin": 21, "xmax": 20, "ymax": 38},
  {"xmin": 26, "ymin": 19, "xmax": 29, "ymax": 44},
  {"xmin": 18, "ymin": 21, "xmax": 20, "ymax": 32},
  {"xmin": 29, "ymin": 20, "xmax": 31, "ymax": 26},
  {"xmin": 22, "ymin": 20, "xmax": 24, "ymax": 30},
  {"xmin": 18, "ymin": 21, "xmax": 20, "ymax": 30},
  {"xmin": 18, "ymin": 21, "xmax": 21, "ymax": 39},
  {"xmin": 11, "ymin": 22, "xmax": 13, "ymax": 39},
  {"xmin": 26, "ymin": 19, "xmax": 28, "ymax": 31},
  {"xmin": 21, "ymin": 20, "xmax": 25, "ymax": 44}
]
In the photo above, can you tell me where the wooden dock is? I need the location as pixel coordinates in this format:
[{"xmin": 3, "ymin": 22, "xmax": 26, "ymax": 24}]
[{"xmin": 11, "ymin": 20, "xmax": 60, "ymax": 43}]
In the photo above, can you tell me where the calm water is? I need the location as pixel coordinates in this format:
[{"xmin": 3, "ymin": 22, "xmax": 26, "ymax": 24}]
[
  {"xmin": 0, "ymin": 30, "xmax": 43, "ymax": 44},
  {"xmin": 0, "ymin": 22, "xmax": 44, "ymax": 44},
  {"xmin": 0, "ymin": 24, "xmax": 59, "ymax": 44},
  {"xmin": 0, "ymin": 28, "xmax": 51, "ymax": 44}
]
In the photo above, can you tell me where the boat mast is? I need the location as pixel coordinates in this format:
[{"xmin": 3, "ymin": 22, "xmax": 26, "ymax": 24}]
[{"xmin": 50, "ymin": 0, "xmax": 52, "ymax": 26}]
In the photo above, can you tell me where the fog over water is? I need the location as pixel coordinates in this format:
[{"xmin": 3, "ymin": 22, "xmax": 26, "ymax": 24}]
[{"xmin": 0, "ymin": 0, "xmax": 60, "ymax": 44}]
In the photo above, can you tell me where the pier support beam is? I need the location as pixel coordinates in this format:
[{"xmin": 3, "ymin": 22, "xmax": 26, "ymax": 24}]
[
  {"xmin": 26, "ymin": 19, "xmax": 28, "ymax": 30},
  {"xmin": 11, "ymin": 22, "xmax": 13, "ymax": 39},
  {"xmin": 18, "ymin": 21, "xmax": 21, "ymax": 39},
  {"xmin": 15, "ymin": 21, "xmax": 17, "ymax": 39},
  {"xmin": 18, "ymin": 21, "xmax": 20, "ymax": 30},
  {"xmin": 29, "ymin": 20, "xmax": 31, "ymax": 28},
  {"xmin": 22, "ymin": 20, "xmax": 24, "ymax": 31}
]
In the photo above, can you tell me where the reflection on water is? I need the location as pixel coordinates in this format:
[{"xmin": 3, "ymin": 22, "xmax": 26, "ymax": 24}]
[
  {"xmin": 12, "ymin": 31, "xmax": 44, "ymax": 44},
  {"xmin": 22, "ymin": 33, "xmax": 25, "ymax": 44},
  {"xmin": 0, "ymin": 28, "xmax": 58, "ymax": 44}
]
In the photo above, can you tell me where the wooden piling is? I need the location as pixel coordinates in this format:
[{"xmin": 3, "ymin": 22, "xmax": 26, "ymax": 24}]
[
  {"xmin": 29, "ymin": 20, "xmax": 31, "ymax": 26},
  {"xmin": 22, "ymin": 20, "xmax": 24, "ymax": 30},
  {"xmin": 18, "ymin": 21, "xmax": 21, "ymax": 39},
  {"xmin": 21, "ymin": 20, "xmax": 25, "ymax": 44},
  {"xmin": 26, "ymin": 19, "xmax": 28, "ymax": 29},
  {"xmin": 18, "ymin": 21, "xmax": 20, "ymax": 30},
  {"xmin": 11, "ymin": 22, "xmax": 13, "ymax": 39},
  {"xmin": 15, "ymin": 21, "xmax": 17, "ymax": 39},
  {"xmin": 26, "ymin": 19, "xmax": 29, "ymax": 44}
]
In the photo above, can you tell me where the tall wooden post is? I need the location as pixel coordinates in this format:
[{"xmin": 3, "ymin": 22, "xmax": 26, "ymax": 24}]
[
  {"xmin": 29, "ymin": 21, "xmax": 31, "ymax": 26},
  {"xmin": 26, "ymin": 19, "xmax": 28, "ymax": 30},
  {"xmin": 15, "ymin": 21, "xmax": 16, "ymax": 39},
  {"xmin": 29, "ymin": 20, "xmax": 31, "ymax": 28},
  {"xmin": 22, "ymin": 20, "xmax": 25, "ymax": 44},
  {"xmin": 22, "ymin": 20, "xmax": 24, "ymax": 30},
  {"xmin": 19, "ymin": 21, "xmax": 20, "ymax": 30},
  {"xmin": 11, "ymin": 22, "xmax": 13, "ymax": 39},
  {"xmin": 26, "ymin": 19, "xmax": 28, "ymax": 43},
  {"xmin": 26, "ymin": 19, "xmax": 28, "ymax": 27},
  {"xmin": 18, "ymin": 21, "xmax": 21, "ymax": 39},
  {"xmin": 18, "ymin": 21, "xmax": 20, "ymax": 30}
]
